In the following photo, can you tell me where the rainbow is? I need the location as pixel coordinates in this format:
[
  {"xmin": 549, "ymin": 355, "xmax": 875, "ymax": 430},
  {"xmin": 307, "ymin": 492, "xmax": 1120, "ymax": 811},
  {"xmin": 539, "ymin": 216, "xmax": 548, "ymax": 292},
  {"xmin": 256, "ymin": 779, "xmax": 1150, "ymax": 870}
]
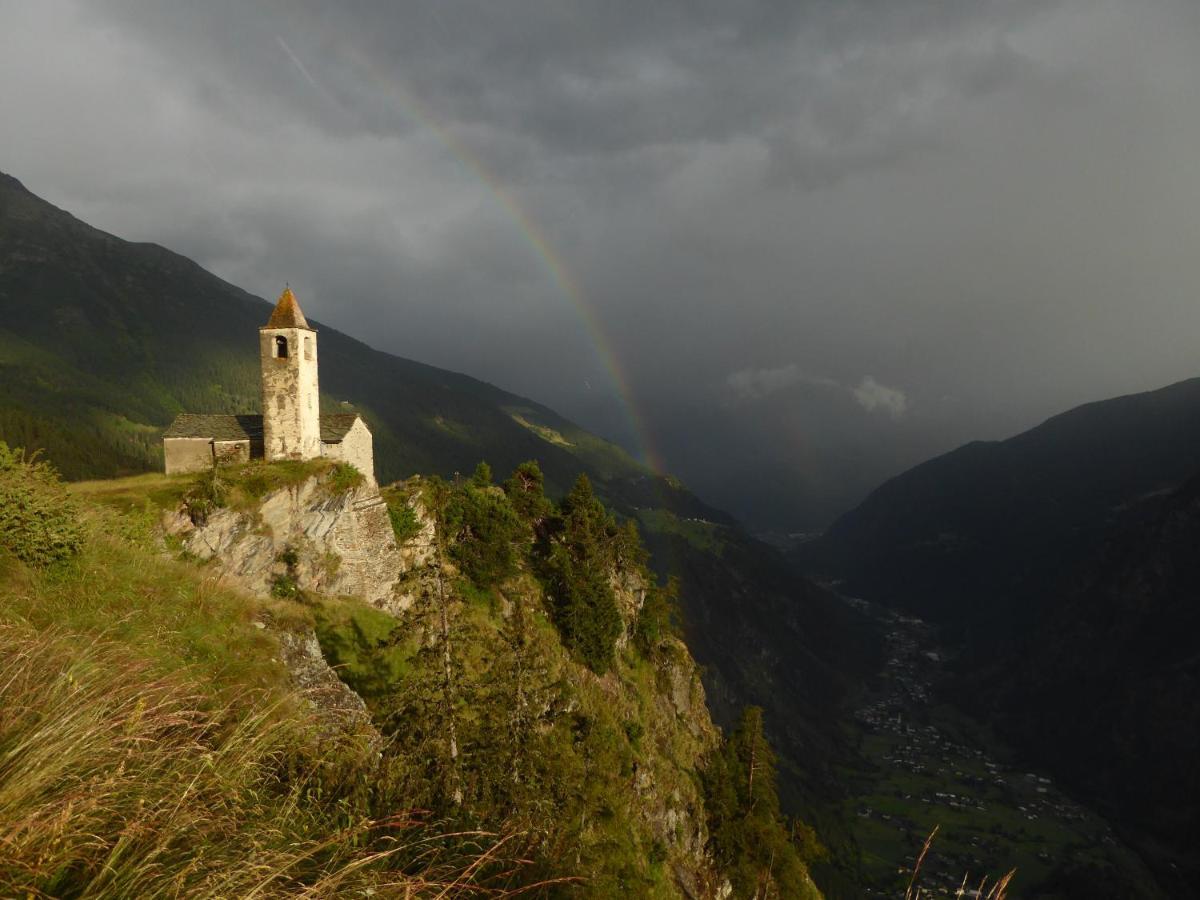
[{"xmin": 278, "ymin": 31, "xmax": 665, "ymax": 475}]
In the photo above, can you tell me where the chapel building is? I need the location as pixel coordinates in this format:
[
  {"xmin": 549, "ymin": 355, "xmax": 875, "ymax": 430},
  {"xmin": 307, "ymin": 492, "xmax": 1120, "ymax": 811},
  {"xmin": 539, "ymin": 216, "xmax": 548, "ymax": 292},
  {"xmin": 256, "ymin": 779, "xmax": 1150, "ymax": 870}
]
[{"xmin": 163, "ymin": 287, "xmax": 375, "ymax": 483}]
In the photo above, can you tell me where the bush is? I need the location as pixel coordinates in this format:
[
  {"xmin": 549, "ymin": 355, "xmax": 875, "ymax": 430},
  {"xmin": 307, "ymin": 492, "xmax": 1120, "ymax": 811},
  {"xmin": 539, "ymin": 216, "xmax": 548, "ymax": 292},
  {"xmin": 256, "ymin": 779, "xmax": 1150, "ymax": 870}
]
[
  {"xmin": 634, "ymin": 576, "xmax": 682, "ymax": 653},
  {"xmin": 503, "ymin": 460, "xmax": 552, "ymax": 526},
  {"xmin": 387, "ymin": 499, "xmax": 421, "ymax": 543},
  {"xmin": 442, "ymin": 482, "xmax": 523, "ymax": 588},
  {"xmin": 182, "ymin": 464, "xmax": 228, "ymax": 525},
  {"xmin": 0, "ymin": 441, "xmax": 84, "ymax": 565},
  {"xmin": 328, "ymin": 462, "xmax": 364, "ymax": 494}
]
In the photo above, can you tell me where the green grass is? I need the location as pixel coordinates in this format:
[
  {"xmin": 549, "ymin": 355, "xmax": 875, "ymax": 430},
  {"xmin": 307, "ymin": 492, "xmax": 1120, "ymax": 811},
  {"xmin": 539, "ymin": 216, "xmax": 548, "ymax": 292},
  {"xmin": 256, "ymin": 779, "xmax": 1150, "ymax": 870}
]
[
  {"xmin": 0, "ymin": 505, "xmax": 300, "ymax": 697},
  {"xmin": 636, "ymin": 508, "xmax": 726, "ymax": 555},
  {"xmin": 509, "ymin": 412, "xmax": 573, "ymax": 447},
  {"xmin": 0, "ymin": 470, "xmax": 543, "ymax": 897}
]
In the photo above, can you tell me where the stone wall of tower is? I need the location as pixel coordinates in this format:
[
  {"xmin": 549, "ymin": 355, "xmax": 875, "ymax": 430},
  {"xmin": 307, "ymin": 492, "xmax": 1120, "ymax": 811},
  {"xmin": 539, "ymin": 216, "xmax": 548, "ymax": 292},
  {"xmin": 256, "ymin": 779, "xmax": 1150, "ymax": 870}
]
[{"xmin": 260, "ymin": 327, "xmax": 321, "ymax": 460}]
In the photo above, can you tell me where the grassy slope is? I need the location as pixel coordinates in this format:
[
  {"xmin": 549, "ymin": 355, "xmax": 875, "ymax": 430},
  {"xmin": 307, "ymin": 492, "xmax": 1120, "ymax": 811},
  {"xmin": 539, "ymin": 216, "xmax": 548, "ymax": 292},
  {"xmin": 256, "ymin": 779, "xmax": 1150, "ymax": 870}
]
[{"xmin": 1, "ymin": 477, "xmax": 539, "ymax": 897}]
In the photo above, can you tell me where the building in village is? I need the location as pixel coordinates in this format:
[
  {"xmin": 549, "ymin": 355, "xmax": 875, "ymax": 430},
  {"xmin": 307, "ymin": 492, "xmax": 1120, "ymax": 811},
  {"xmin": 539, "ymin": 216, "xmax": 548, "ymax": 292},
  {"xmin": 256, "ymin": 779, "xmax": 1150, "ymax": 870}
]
[{"xmin": 163, "ymin": 287, "xmax": 374, "ymax": 483}]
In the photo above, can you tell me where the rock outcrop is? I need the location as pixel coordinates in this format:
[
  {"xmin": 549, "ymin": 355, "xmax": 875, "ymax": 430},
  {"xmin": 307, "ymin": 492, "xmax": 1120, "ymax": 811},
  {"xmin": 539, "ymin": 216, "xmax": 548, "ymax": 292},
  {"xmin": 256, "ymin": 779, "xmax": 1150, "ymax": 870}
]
[
  {"xmin": 165, "ymin": 478, "xmax": 433, "ymax": 613},
  {"xmin": 164, "ymin": 472, "xmax": 731, "ymax": 898}
]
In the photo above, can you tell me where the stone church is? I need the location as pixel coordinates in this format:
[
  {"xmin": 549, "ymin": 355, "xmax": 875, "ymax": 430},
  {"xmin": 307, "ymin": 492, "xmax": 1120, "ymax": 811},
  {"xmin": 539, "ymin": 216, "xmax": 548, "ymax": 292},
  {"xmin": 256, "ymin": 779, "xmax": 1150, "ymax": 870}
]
[{"xmin": 163, "ymin": 287, "xmax": 375, "ymax": 483}]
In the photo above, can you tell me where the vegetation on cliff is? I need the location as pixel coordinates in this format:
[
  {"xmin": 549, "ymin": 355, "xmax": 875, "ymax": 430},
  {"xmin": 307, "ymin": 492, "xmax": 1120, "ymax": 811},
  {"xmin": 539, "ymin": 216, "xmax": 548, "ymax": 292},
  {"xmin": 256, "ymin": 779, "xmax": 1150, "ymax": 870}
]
[
  {"xmin": 0, "ymin": 451, "xmax": 825, "ymax": 897},
  {"xmin": 0, "ymin": 451, "xmax": 538, "ymax": 897},
  {"xmin": 323, "ymin": 460, "xmax": 824, "ymax": 896},
  {"xmin": 0, "ymin": 172, "xmax": 882, "ymax": 891}
]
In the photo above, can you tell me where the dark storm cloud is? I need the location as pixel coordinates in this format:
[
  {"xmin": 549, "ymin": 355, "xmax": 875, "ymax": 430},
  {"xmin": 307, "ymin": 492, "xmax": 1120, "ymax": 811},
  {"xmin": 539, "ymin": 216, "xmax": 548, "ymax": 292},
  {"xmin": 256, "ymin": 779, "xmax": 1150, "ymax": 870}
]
[{"xmin": 3, "ymin": 0, "xmax": 1199, "ymax": 529}]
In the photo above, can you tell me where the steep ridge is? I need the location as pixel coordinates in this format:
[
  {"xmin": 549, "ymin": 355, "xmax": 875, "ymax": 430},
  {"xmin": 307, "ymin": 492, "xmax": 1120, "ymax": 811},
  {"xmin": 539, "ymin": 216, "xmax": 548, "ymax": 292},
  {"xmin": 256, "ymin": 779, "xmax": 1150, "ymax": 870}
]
[
  {"xmin": 3, "ymin": 449, "xmax": 832, "ymax": 896},
  {"xmin": 164, "ymin": 465, "xmax": 731, "ymax": 895},
  {"xmin": 0, "ymin": 171, "xmax": 650, "ymax": 499},
  {"xmin": 800, "ymin": 376, "xmax": 1200, "ymax": 631},
  {"xmin": 962, "ymin": 470, "xmax": 1200, "ymax": 890}
]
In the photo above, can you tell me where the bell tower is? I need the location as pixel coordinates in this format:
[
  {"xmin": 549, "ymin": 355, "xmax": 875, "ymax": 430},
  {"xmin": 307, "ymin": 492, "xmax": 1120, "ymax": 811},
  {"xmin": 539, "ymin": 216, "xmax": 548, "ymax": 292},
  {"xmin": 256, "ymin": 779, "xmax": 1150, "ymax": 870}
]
[{"xmin": 260, "ymin": 286, "xmax": 320, "ymax": 460}]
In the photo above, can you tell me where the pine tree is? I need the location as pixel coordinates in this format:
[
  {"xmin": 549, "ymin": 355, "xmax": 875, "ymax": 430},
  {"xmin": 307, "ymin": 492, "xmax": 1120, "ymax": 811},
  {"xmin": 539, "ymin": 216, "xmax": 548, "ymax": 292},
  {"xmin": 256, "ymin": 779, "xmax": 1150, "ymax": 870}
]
[{"xmin": 704, "ymin": 707, "xmax": 819, "ymax": 899}]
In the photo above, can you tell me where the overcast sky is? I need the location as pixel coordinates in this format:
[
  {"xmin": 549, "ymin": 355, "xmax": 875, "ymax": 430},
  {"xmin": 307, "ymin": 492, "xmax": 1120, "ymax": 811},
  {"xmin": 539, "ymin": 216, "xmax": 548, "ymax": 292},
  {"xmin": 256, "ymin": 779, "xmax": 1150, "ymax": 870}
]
[{"xmin": 3, "ymin": 0, "xmax": 1199, "ymax": 529}]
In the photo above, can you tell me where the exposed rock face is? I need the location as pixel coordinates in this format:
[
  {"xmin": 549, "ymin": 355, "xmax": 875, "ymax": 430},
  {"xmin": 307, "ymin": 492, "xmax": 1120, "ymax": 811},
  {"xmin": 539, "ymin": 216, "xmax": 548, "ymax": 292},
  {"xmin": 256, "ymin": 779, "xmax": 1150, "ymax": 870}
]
[
  {"xmin": 611, "ymin": 566, "xmax": 648, "ymax": 649},
  {"xmin": 638, "ymin": 640, "xmax": 723, "ymax": 896},
  {"xmin": 164, "ymin": 478, "xmax": 431, "ymax": 613},
  {"xmin": 275, "ymin": 628, "xmax": 376, "ymax": 735}
]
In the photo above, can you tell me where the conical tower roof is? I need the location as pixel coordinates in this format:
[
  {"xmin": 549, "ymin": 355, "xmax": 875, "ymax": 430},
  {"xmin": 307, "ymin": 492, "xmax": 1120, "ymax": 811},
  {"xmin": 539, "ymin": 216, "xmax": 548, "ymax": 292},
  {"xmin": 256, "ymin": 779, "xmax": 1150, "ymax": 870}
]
[{"xmin": 264, "ymin": 286, "xmax": 313, "ymax": 330}]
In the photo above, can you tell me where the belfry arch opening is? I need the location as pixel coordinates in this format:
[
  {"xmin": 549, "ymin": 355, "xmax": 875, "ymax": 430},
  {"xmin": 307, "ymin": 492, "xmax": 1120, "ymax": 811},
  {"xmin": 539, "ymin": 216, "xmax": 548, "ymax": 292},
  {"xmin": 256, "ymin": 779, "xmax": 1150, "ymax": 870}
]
[{"xmin": 275, "ymin": 335, "xmax": 288, "ymax": 358}]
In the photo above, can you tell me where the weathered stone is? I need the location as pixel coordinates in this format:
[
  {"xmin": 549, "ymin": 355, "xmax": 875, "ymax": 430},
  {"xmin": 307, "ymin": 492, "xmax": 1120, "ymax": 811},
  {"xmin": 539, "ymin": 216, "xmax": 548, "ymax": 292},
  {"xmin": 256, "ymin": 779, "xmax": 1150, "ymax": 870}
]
[
  {"xmin": 165, "ymin": 477, "xmax": 430, "ymax": 611},
  {"xmin": 275, "ymin": 628, "xmax": 376, "ymax": 735}
]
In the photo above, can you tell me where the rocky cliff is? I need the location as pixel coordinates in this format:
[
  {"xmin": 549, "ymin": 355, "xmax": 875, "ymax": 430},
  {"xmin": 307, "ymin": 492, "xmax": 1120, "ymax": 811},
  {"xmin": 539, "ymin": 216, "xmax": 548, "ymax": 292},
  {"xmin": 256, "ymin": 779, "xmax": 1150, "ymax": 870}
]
[{"xmin": 163, "ymin": 469, "xmax": 738, "ymax": 898}]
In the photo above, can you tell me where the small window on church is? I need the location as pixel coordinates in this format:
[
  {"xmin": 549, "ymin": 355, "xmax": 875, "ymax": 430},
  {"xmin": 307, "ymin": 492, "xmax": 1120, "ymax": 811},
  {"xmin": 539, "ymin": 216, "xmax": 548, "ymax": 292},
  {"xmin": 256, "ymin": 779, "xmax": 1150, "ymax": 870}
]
[
  {"xmin": 304, "ymin": 337, "xmax": 313, "ymax": 360},
  {"xmin": 275, "ymin": 335, "xmax": 288, "ymax": 358}
]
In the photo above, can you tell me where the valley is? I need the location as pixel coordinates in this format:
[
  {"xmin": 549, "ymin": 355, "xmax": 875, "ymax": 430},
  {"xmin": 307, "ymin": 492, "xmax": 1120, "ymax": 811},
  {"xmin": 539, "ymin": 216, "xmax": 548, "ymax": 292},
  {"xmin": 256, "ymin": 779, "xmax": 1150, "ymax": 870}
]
[{"xmin": 838, "ymin": 598, "xmax": 1156, "ymax": 897}]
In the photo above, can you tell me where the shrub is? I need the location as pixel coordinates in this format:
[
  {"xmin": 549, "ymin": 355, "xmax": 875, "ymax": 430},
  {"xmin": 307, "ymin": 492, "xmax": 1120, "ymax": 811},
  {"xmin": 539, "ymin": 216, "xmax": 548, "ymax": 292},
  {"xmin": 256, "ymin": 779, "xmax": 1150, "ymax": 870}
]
[
  {"xmin": 471, "ymin": 460, "xmax": 492, "ymax": 487},
  {"xmin": 634, "ymin": 576, "xmax": 682, "ymax": 653},
  {"xmin": 181, "ymin": 464, "xmax": 228, "ymax": 525},
  {"xmin": 328, "ymin": 462, "xmax": 364, "ymax": 494},
  {"xmin": 503, "ymin": 460, "xmax": 552, "ymax": 526},
  {"xmin": 0, "ymin": 441, "xmax": 84, "ymax": 565},
  {"xmin": 387, "ymin": 500, "xmax": 421, "ymax": 543},
  {"xmin": 271, "ymin": 545, "xmax": 302, "ymax": 599},
  {"xmin": 442, "ymin": 481, "xmax": 523, "ymax": 588}
]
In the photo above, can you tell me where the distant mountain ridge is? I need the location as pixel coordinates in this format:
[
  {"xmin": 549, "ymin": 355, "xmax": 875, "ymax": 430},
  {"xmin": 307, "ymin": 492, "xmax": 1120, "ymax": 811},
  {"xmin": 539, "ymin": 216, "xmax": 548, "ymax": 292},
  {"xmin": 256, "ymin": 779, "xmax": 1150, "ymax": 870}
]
[
  {"xmin": 801, "ymin": 375, "xmax": 1200, "ymax": 628},
  {"xmin": 799, "ymin": 374, "xmax": 1200, "ymax": 890}
]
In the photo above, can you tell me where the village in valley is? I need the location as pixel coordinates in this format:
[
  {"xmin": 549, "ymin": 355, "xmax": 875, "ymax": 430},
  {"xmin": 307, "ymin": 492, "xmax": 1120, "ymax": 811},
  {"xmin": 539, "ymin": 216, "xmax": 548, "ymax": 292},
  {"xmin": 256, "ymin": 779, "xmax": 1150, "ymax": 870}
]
[{"xmin": 839, "ymin": 599, "xmax": 1153, "ymax": 896}]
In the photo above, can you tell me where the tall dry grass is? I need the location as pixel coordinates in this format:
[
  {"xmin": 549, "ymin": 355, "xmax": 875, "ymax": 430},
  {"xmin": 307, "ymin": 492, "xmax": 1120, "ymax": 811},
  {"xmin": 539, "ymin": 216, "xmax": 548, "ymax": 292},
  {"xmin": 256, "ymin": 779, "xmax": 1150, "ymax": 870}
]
[
  {"xmin": 903, "ymin": 826, "xmax": 1015, "ymax": 900},
  {"xmin": 0, "ymin": 624, "xmax": 542, "ymax": 898}
]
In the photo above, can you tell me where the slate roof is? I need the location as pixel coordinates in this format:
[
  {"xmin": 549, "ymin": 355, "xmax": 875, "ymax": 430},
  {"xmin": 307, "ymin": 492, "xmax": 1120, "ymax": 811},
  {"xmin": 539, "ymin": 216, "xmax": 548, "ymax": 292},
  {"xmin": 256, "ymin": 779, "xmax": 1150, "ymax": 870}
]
[
  {"xmin": 163, "ymin": 413, "xmax": 362, "ymax": 444},
  {"xmin": 264, "ymin": 287, "xmax": 313, "ymax": 330},
  {"xmin": 319, "ymin": 413, "xmax": 361, "ymax": 443},
  {"xmin": 163, "ymin": 414, "xmax": 263, "ymax": 441}
]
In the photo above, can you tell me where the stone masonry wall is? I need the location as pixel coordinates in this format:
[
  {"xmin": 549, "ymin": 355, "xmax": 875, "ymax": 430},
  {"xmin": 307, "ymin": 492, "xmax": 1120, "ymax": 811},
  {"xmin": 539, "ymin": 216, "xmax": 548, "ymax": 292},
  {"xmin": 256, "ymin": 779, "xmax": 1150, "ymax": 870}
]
[
  {"xmin": 164, "ymin": 437, "xmax": 212, "ymax": 475},
  {"xmin": 322, "ymin": 418, "xmax": 375, "ymax": 485},
  {"xmin": 260, "ymin": 326, "xmax": 320, "ymax": 461}
]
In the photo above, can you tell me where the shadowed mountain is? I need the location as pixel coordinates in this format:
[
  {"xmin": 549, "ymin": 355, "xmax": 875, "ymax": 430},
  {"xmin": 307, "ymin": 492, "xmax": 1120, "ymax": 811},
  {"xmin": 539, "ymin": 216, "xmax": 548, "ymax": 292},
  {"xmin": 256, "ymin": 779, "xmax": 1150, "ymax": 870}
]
[
  {"xmin": 800, "ymin": 376, "xmax": 1200, "ymax": 635},
  {"xmin": 798, "ymin": 378, "xmax": 1200, "ymax": 890},
  {"xmin": 962, "ymin": 469, "xmax": 1200, "ymax": 891}
]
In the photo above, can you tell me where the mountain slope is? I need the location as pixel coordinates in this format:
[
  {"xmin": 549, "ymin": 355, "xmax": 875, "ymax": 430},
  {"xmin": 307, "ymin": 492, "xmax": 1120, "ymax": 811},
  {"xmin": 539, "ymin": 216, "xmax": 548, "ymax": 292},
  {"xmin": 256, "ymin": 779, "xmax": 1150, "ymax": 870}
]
[
  {"xmin": 0, "ymin": 172, "xmax": 662, "ymax": 503},
  {"xmin": 964, "ymin": 469, "xmax": 1200, "ymax": 890},
  {"xmin": 0, "ymin": 171, "xmax": 878, "ymax": 876},
  {"xmin": 799, "ymin": 378, "xmax": 1200, "ymax": 889},
  {"xmin": 800, "ymin": 376, "xmax": 1200, "ymax": 628}
]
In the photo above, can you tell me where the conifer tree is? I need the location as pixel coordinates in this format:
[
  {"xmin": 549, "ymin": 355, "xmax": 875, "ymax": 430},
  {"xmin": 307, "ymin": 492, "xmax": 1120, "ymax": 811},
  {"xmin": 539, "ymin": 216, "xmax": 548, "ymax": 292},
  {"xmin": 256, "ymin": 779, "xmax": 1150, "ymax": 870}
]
[
  {"xmin": 503, "ymin": 460, "xmax": 552, "ymax": 528},
  {"xmin": 704, "ymin": 707, "xmax": 819, "ymax": 899},
  {"xmin": 539, "ymin": 475, "xmax": 623, "ymax": 673}
]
